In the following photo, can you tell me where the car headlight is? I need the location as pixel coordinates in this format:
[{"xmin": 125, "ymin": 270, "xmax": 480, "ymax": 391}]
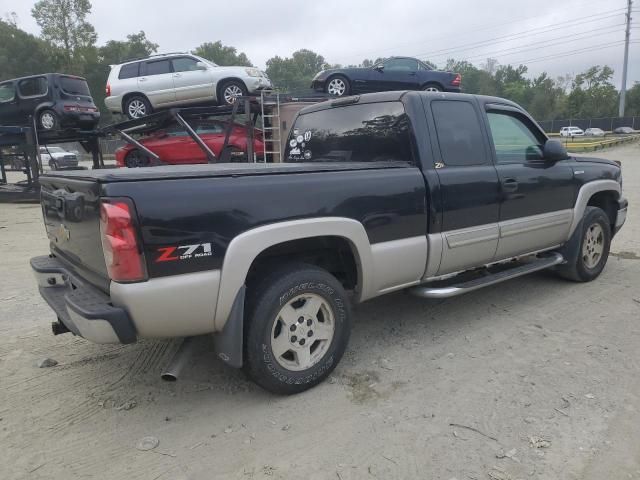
[{"xmin": 245, "ymin": 68, "xmax": 262, "ymax": 77}]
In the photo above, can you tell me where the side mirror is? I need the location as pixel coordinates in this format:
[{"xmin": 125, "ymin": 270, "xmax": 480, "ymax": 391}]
[
  {"xmin": 196, "ymin": 61, "xmax": 207, "ymax": 70},
  {"xmin": 543, "ymin": 139, "xmax": 569, "ymax": 161},
  {"xmin": 373, "ymin": 64, "xmax": 384, "ymax": 72}
]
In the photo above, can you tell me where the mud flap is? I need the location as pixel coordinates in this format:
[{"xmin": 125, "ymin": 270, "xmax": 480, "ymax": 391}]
[{"xmin": 212, "ymin": 285, "xmax": 245, "ymax": 368}]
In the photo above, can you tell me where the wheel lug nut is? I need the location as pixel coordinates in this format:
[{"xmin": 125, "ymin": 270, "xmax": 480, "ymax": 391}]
[
  {"xmin": 299, "ymin": 338, "xmax": 306, "ymax": 346},
  {"xmin": 291, "ymin": 335, "xmax": 297, "ymax": 342},
  {"xmin": 308, "ymin": 331, "xmax": 313, "ymax": 337},
  {"xmin": 307, "ymin": 319, "xmax": 312, "ymax": 326},
  {"xmin": 298, "ymin": 317, "xmax": 304, "ymax": 324},
  {"xmin": 290, "ymin": 325, "xmax": 296, "ymax": 332}
]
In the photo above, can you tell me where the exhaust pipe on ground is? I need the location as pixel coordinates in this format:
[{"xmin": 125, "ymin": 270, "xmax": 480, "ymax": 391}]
[{"xmin": 161, "ymin": 337, "xmax": 197, "ymax": 382}]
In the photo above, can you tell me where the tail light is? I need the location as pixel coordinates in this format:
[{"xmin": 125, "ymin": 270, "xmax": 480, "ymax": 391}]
[
  {"xmin": 105, "ymin": 83, "xmax": 111, "ymax": 97},
  {"xmin": 451, "ymin": 73, "xmax": 462, "ymax": 87},
  {"xmin": 64, "ymin": 105, "xmax": 98, "ymax": 112},
  {"xmin": 99, "ymin": 198, "xmax": 146, "ymax": 282}
]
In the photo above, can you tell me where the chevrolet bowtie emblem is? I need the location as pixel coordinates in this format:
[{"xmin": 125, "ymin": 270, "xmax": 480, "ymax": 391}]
[{"xmin": 56, "ymin": 224, "xmax": 71, "ymax": 242}]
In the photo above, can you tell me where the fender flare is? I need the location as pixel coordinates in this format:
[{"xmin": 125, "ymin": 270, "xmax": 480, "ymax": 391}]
[
  {"xmin": 568, "ymin": 179, "xmax": 621, "ymax": 237},
  {"xmin": 213, "ymin": 217, "xmax": 374, "ymax": 331}
]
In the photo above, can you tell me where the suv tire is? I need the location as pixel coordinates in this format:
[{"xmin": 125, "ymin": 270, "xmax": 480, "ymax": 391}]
[
  {"xmin": 244, "ymin": 263, "xmax": 351, "ymax": 395},
  {"xmin": 325, "ymin": 75, "xmax": 350, "ymax": 97},
  {"xmin": 39, "ymin": 109, "xmax": 58, "ymax": 130},
  {"xmin": 422, "ymin": 83, "xmax": 443, "ymax": 92},
  {"xmin": 124, "ymin": 95, "xmax": 152, "ymax": 120},
  {"xmin": 555, "ymin": 206, "xmax": 611, "ymax": 282},
  {"xmin": 219, "ymin": 80, "xmax": 247, "ymax": 106}
]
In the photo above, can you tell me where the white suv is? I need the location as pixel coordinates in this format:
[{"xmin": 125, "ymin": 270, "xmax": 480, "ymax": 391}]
[
  {"xmin": 104, "ymin": 53, "xmax": 272, "ymax": 119},
  {"xmin": 559, "ymin": 126, "xmax": 585, "ymax": 137}
]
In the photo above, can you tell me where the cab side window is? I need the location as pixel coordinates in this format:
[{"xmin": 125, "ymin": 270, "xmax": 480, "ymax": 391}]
[
  {"xmin": 18, "ymin": 77, "xmax": 48, "ymax": 97},
  {"xmin": 145, "ymin": 60, "xmax": 172, "ymax": 76},
  {"xmin": 0, "ymin": 82, "xmax": 16, "ymax": 102},
  {"xmin": 384, "ymin": 58, "xmax": 418, "ymax": 72},
  {"xmin": 172, "ymin": 57, "xmax": 200, "ymax": 72},
  {"xmin": 285, "ymin": 101, "xmax": 413, "ymax": 163},
  {"xmin": 487, "ymin": 111, "xmax": 544, "ymax": 163},
  {"xmin": 431, "ymin": 100, "xmax": 487, "ymax": 166}
]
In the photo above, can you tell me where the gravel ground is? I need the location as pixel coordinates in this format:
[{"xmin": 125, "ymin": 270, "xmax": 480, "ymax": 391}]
[{"xmin": 1, "ymin": 144, "xmax": 639, "ymax": 480}]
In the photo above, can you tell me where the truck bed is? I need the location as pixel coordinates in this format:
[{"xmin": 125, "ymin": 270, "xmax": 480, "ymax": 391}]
[{"xmin": 42, "ymin": 161, "xmax": 412, "ymax": 183}]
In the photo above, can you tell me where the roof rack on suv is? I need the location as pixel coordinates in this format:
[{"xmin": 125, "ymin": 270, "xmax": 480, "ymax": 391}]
[{"xmin": 122, "ymin": 52, "xmax": 189, "ymax": 64}]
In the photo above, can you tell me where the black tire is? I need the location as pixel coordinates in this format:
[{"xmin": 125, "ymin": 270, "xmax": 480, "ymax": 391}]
[
  {"xmin": 38, "ymin": 109, "xmax": 58, "ymax": 130},
  {"xmin": 124, "ymin": 149, "xmax": 149, "ymax": 168},
  {"xmin": 124, "ymin": 95, "xmax": 152, "ymax": 120},
  {"xmin": 555, "ymin": 206, "xmax": 611, "ymax": 282},
  {"xmin": 49, "ymin": 160, "xmax": 58, "ymax": 170},
  {"xmin": 422, "ymin": 83, "xmax": 443, "ymax": 92},
  {"xmin": 218, "ymin": 80, "xmax": 248, "ymax": 106},
  {"xmin": 325, "ymin": 75, "xmax": 351, "ymax": 97},
  {"xmin": 243, "ymin": 263, "xmax": 351, "ymax": 395}
]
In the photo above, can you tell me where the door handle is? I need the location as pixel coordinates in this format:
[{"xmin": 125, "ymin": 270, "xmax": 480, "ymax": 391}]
[
  {"xmin": 501, "ymin": 178, "xmax": 518, "ymax": 192},
  {"xmin": 173, "ymin": 73, "xmax": 181, "ymax": 78},
  {"xmin": 139, "ymin": 77, "xmax": 147, "ymax": 82},
  {"xmin": 409, "ymin": 72, "xmax": 417, "ymax": 76}
]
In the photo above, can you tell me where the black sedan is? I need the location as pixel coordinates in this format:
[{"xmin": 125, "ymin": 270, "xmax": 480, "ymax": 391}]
[{"xmin": 311, "ymin": 57, "xmax": 461, "ymax": 97}]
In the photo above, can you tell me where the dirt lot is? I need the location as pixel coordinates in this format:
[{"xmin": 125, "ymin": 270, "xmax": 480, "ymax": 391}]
[{"xmin": 1, "ymin": 144, "xmax": 639, "ymax": 480}]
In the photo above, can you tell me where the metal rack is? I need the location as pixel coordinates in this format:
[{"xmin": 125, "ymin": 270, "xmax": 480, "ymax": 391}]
[
  {"xmin": 1, "ymin": 91, "xmax": 331, "ymax": 202},
  {"xmin": 0, "ymin": 121, "xmax": 102, "ymax": 202},
  {"xmin": 260, "ymin": 90, "xmax": 282, "ymax": 163}
]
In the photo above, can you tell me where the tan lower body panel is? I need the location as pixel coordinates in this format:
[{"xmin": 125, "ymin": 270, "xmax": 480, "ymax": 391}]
[{"xmin": 110, "ymin": 270, "xmax": 220, "ymax": 338}]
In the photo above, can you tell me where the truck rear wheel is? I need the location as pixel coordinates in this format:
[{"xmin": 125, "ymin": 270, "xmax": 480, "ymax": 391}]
[
  {"xmin": 555, "ymin": 206, "xmax": 611, "ymax": 282},
  {"xmin": 243, "ymin": 263, "xmax": 351, "ymax": 395}
]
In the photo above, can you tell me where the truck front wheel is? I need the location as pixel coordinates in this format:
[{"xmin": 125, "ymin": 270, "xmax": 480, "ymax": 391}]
[
  {"xmin": 243, "ymin": 263, "xmax": 351, "ymax": 394},
  {"xmin": 555, "ymin": 206, "xmax": 611, "ymax": 282}
]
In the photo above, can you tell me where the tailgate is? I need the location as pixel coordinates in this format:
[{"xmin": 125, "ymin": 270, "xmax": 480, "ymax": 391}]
[{"xmin": 40, "ymin": 177, "xmax": 109, "ymax": 291}]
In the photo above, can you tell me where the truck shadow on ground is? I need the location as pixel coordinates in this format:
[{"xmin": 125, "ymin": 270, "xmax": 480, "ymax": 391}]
[{"xmin": 72, "ymin": 267, "xmax": 582, "ymax": 398}]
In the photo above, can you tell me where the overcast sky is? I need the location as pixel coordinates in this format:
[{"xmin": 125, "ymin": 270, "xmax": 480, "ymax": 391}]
[{"xmin": 1, "ymin": 0, "xmax": 638, "ymax": 88}]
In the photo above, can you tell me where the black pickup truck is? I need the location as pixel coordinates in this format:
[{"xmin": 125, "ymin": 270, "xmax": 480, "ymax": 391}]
[{"xmin": 31, "ymin": 91, "xmax": 627, "ymax": 394}]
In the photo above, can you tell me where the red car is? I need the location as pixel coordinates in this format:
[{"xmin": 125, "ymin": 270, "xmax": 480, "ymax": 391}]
[{"xmin": 115, "ymin": 120, "xmax": 265, "ymax": 167}]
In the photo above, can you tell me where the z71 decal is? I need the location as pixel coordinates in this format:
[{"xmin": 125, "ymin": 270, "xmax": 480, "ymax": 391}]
[{"xmin": 155, "ymin": 243, "xmax": 213, "ymax": 262}]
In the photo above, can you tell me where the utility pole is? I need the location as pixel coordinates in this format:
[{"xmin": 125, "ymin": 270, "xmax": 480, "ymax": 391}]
[{"xmin": 619, "ymin": 0, "xmax": 633, "ymax": 117}]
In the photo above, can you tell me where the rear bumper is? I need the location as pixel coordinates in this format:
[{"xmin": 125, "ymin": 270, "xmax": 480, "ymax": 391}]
[
  {"xmin": 31, "ymin": 255, "xmax": 136, "ymax": 344},
  {"xmin": 59, "ymin": 111, "xmax": 100, "ymax": 129},
  {"xmin": 104, "ymin": 95, "xmax": 122, "ymax": 114}
]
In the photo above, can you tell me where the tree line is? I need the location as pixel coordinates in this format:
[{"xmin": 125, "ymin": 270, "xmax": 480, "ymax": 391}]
[{"xmin": 1, "ymin": 0, "xmax": 639, "ymax": 125}]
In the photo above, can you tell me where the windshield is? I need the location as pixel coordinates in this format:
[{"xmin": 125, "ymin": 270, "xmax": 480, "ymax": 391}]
[
  {"xmin": 59, "ymin": 76, "xmax": 91, "ymax": 96},
  {"xmin": 42, "ymin": 147, "xmax": 65, "ymax": 153}
]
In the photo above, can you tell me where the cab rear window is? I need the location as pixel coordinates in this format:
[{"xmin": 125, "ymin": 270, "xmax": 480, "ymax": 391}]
[
  {"xmin": 59, "ymin": 77, "xmax": 91, "ymax": 96},
  {"xmin": 286, "ymin": 102, "xmax": 412, "ymax": 163}
]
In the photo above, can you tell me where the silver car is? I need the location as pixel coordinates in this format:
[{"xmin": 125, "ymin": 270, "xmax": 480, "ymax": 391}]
[
  {"xmin": 39, "ymin": 146, "xmax": 78, "ymax": 170},
  {"xmin": 104, "ymin": 53, "xmax": 272, "ymax": 119},
  {"xmin": 584, "ymin": 128, "xmax": 605, "ymax": 137}
]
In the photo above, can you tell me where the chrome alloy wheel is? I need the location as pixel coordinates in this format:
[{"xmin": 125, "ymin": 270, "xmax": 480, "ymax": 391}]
[
  {"xmin": 223, "ymin": 85, "xmax": 243, "ymax": 104},
  {"xmin": 582, "ymin": 223, "xmax": 604, "ymax": 269},
  {"xmin": 128, "ymin": 99, "xmax": 146, "ymax": 118},
  {"xmin": 327, "ymin": 78, "xmax": 347, "ymax": 96},
  {"xmin": 40, "ymin": 112, "xmax": 55, "ymax": 129},
  {"xmin": 424, "ymin": 86, "xmax": 441, "ymax": 92},
  {"xmin": 269, "ymin": 293, "xmax": 335, "ymax": 371}
]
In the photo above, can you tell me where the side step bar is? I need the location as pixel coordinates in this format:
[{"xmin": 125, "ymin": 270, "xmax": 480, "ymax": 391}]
[{"xmin": 410, "ymin": 253, "xmax": 564, "ymax": 299}]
